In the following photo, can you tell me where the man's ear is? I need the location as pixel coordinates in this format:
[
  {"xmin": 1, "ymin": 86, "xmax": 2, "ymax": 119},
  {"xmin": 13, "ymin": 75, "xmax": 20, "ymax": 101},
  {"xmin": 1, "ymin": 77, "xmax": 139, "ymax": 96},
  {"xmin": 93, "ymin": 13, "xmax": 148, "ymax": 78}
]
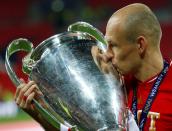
[{"xmin": 136, "ymin": 36, "xmax": 147, "ymax": 57}]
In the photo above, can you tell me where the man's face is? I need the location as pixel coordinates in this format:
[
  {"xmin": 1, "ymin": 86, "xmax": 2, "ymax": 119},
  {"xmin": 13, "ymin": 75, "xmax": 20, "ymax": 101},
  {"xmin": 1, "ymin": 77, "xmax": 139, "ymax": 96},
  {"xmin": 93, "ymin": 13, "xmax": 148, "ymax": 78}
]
[{"xmin": 105, "ymin": 19, "xmax": 141, "ymax": 75}]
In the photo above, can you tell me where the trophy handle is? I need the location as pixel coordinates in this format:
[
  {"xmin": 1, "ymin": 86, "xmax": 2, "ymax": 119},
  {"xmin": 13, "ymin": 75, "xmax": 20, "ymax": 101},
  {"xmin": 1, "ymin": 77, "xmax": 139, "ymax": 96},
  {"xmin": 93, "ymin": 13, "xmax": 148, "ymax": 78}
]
[
  {"xmin": 68, "ymin": 21, "xmax": 108, "ymax": 46},
  {"xmin": 5, "ymin": 38, "xmax": 64, "ymax": 130}
]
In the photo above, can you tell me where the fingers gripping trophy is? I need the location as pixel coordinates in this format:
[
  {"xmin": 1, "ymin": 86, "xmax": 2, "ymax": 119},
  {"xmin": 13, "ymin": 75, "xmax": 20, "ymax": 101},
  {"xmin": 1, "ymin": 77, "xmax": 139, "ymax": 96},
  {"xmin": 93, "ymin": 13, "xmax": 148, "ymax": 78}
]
[{"xmin": 5, "ymin": 22, "xmax": 129, "ymax": 131}]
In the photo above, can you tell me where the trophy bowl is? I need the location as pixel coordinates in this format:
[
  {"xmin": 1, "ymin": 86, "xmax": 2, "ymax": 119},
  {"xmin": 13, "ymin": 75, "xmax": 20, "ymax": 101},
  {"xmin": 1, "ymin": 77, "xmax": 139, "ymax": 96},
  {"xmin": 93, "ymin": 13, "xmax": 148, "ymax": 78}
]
[{"xmin": 5, "ymin": 31, "xmax": 128, "ymax": 130}]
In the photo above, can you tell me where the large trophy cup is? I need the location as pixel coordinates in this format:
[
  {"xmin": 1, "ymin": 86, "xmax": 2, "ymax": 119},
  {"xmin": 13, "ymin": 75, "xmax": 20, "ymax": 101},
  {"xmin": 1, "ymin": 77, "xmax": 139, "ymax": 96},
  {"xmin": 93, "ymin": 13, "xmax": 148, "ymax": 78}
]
[{"xmin": 5, "ymin": 22, "xmax": 129, "ymax": 130}]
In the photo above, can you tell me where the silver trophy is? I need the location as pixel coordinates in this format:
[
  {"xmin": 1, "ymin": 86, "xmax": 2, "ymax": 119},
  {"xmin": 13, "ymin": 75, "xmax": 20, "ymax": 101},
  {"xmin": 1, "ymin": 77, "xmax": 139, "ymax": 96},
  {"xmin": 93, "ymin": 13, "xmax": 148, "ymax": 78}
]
[{"xmin": 5, "ymin": 22, "xmax": 129, "ymax": 130}]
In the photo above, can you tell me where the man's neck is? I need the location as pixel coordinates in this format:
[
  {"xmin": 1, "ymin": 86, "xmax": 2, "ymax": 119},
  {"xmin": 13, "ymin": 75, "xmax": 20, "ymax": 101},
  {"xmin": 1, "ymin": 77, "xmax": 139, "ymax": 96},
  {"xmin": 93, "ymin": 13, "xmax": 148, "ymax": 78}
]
[{"xmin": 134, "ymin": 54, "xmax": 164, "ymax": 82}]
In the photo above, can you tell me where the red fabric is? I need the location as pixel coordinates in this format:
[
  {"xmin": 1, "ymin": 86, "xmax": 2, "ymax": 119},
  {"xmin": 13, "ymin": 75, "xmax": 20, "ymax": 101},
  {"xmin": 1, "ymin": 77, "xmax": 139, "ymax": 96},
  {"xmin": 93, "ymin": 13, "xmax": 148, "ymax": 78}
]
[{"xmin": 126, "ymin": 60, "xmax": 172, "ymax": 131}]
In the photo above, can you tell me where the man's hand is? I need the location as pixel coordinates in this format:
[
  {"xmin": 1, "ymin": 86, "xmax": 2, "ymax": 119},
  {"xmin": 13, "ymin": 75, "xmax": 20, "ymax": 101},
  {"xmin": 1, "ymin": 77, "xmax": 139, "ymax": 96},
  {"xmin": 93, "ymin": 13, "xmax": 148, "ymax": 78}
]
[
  {"xmin": 14, "ymin": 79, "xmax": 58, "ymax": 131},
  {"xmin": 14, "ymin": 80, "xmax": 43, "ymax": 111}
]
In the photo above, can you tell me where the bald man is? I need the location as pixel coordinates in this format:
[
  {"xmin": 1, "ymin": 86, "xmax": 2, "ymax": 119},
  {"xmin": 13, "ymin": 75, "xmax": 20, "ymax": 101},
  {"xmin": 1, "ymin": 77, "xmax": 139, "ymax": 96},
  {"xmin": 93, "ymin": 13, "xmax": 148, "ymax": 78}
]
[
  {"xmin": 93, "ymin": 3, "xmax": 172, "ymax": 131},
  {"xmin": 14, "ymin": 3, "xmax": 172, "ymax": 131}
]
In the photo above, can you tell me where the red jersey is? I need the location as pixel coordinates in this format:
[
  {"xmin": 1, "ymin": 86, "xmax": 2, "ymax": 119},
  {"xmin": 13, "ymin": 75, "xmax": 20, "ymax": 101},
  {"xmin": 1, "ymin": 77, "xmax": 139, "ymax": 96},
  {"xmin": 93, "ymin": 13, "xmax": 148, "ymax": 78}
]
[{"xmin": 126, "ymin": 60, "xmax": 172, "ymax": 131}]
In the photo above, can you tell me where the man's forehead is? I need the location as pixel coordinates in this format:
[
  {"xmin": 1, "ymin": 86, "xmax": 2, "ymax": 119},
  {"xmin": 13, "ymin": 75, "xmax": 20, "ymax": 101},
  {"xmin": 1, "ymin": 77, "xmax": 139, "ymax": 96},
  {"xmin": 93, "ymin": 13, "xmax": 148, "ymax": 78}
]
[
  {"xmin": 105, "ymin": 18, "xmax": 125, "ymax": 42},
  {"xmin": 106, "ymin": 17, "xmax": 123, "ymax": 35}
]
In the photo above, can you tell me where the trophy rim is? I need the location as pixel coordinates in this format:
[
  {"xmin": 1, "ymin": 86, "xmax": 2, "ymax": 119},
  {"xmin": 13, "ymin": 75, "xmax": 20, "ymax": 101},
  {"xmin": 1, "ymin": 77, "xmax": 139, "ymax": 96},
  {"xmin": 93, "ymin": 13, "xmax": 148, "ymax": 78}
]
[{"xmin": 30, "ymin": 31, "xmax": 97, "ymax": 61}]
